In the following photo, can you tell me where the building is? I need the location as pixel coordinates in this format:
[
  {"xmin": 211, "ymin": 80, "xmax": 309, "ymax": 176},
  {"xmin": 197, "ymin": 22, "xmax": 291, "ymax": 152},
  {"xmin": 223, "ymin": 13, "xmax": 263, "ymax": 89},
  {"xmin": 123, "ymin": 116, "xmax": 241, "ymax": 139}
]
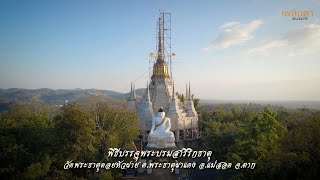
[{"xmin": 127, "ymin": 12, "xmax": 199, "ymax": 148}]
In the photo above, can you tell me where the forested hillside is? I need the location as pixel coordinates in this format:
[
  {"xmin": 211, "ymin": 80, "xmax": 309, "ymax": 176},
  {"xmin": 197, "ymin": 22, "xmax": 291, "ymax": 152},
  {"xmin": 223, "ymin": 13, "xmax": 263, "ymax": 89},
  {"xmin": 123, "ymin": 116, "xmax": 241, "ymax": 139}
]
[
  {"xmin": 200, "ymin": 105, "xmax": 320, "ymax": 179},
  {"xmin": 0, "ymin": 101, "xmax": 139, "ymax": 179},
  {"xmin": 0, "ymin": 95, "xmax": 319, "ymax": 179}
]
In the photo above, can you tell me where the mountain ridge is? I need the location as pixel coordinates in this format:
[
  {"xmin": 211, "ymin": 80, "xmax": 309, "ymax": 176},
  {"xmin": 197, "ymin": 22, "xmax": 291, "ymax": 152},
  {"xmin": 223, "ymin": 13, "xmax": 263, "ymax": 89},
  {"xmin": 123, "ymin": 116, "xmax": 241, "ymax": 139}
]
[{"xmin": 0, "ymin": 88, "xmax": 319, "ymax": 111}]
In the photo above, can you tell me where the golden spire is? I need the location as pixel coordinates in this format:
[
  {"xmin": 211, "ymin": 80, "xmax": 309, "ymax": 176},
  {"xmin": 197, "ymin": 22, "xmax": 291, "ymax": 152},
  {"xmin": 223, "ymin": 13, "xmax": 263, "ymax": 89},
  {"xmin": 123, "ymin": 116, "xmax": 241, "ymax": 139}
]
[{"xmin": 152, "ymin": 12, "xmax": 170, "ymax": 78}]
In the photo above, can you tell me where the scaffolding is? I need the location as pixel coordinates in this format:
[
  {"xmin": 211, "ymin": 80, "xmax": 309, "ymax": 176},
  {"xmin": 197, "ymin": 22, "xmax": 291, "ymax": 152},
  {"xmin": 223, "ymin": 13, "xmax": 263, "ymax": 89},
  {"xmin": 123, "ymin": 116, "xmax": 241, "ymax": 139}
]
[{"xmin": 149, "ymin": 11, "xmax": 174, "ymax": 80}]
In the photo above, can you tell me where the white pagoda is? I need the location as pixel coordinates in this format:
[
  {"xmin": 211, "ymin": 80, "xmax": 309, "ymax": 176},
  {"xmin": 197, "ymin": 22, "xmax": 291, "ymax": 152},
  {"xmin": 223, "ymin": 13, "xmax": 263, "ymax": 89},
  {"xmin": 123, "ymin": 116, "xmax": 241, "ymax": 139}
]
[{"xmin": 127, "ymin": 12, "xmax": 199, "ymax": 148}]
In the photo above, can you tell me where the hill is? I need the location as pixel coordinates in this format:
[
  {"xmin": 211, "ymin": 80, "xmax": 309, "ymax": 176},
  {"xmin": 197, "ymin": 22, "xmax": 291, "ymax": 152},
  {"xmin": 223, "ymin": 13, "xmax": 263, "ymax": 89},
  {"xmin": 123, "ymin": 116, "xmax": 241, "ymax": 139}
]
[{"xmin": 0, "ymin": 88, "xmax": 131, "ymax": 111}]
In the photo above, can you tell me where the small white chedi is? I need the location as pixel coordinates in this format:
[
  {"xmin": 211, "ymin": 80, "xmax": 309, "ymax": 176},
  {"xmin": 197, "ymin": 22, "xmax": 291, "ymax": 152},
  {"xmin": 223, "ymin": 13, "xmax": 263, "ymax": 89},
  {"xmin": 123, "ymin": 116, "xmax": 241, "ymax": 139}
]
[{"xmin": 146, "ymin": 107, "xmax": 176, "ymax": 148}]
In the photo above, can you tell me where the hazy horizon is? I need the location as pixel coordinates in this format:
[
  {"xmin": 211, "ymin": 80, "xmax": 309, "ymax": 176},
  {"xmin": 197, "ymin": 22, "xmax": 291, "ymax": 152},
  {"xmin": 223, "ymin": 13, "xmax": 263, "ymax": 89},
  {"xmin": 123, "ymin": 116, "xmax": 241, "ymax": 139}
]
[
  {"xmin": 1, "ymin": 87, "xmax": 320, "ymax": 102},
  {"xmin": 1, "ymin": 0, "xmax": 320, "ymax": 101}
]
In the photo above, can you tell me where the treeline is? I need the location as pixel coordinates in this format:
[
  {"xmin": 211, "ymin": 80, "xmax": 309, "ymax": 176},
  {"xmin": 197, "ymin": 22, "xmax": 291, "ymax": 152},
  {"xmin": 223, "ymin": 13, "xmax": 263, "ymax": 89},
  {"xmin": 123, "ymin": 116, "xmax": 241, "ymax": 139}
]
[
  {"xmin": 201, "ymin": 103, "xmax": 287, "ymax": 113},
  {"xmin": 1, "ymin": 100, "xmax": 319, "ymax": 179},
  {"xmin": 200, "ymin": 105, "xmax": 320, "ymax": 179},
  {"xmin": 0, "ymin": 102, "xmax": 139, "ymax": 179}
]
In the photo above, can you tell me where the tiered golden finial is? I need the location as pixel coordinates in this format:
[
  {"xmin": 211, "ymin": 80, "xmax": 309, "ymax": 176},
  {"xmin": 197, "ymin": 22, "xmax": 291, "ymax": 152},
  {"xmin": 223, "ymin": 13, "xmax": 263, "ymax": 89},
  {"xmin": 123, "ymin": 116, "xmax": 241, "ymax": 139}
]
[{"xmin": 151, "ymin": 13, "xmax": 170, "ymax": 78}]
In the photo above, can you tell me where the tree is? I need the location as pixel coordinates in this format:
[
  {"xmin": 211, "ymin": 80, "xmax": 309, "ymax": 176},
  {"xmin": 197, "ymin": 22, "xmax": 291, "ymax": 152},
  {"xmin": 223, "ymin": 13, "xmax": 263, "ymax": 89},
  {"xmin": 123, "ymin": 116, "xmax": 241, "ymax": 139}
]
[
  {"xmin": 200, "ymin": 106, "xmax": 288, "ymax": 179},
  {"xmin": 90, "ymin": 101, "xmax": 139, "ymax": 162},
  {"xmin": 52, "ymin": 104, "xmax": 96, "ymax": 169},
  {"xmin": 0, "ymin": 101, "xmax": 139, "ymax": 179},
  {"xmin": 0, "ymin": 105, "xmax": 53, "ymax": 179}
]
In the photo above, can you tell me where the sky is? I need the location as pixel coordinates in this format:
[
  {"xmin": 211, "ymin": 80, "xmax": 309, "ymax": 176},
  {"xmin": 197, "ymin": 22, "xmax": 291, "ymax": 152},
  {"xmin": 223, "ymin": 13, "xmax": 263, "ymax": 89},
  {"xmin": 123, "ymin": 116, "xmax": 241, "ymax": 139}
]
[{"xmin": 0, "ymin": 0, "xmax": 320, "ymax": 101}]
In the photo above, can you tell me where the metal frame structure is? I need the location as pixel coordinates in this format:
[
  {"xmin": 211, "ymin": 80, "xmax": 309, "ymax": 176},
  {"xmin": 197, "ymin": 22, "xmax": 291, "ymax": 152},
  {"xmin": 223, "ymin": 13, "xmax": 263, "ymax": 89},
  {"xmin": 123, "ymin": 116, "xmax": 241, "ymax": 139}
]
[{"xmin": 150, "ymin": 11, "xmax": 173, "ymax": 80}]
